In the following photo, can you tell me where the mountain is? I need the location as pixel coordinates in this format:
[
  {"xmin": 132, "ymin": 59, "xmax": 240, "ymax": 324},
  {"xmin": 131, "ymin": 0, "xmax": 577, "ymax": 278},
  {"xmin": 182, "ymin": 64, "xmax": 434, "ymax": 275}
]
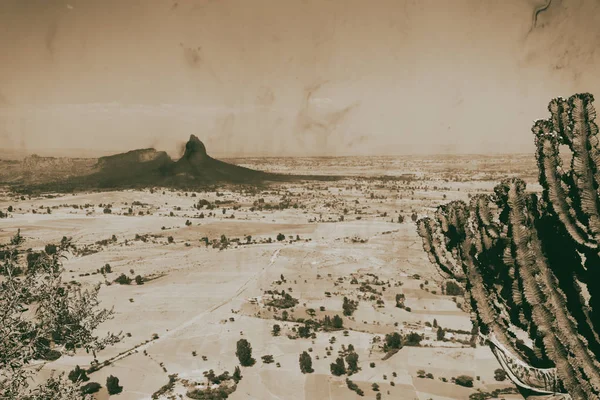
[{"xmin": 4, "ymin": 135, "xmax": 282, "ymax": 192}]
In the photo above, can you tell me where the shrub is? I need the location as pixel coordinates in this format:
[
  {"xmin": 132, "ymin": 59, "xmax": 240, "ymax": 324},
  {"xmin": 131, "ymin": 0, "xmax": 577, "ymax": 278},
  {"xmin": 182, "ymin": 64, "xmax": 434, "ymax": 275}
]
[
  {"xmin": 345, "ymin": 352, "xmax": 359, "ymax": 374},
  {"xmin": 236, "ymin": 339, "xmax": 255, "ymax": 366},
  {"xmin": 342, "ymin": 297, "xmax": 358, "ymax": 316},
  {"xmin": 262, "ymin": 355, "xmax": 274, "ymax": 364},
  {"xmin": 106, "ymin": 375, "xmax": 123, "ymax": 395},
  {"xmin": 68, "ymin": 365, "xmax": 89, "ymax": 383},
  {"xmin": 115, "ymin": 274, "xmax": 131, "ymax": 285},
  {"xmin": 455, "ymin": 375, "xmax": 474, "ymax": 388},
  {"xmin": 232, "ymin": 366, "xmax": 242, "ymax": 383},
  {"xmin": 81, "ymin": 382, "xmax": 102, "ymax": 394},
  {"xmin": 299, "ymin": 351, "xmax": 313, "ymax": 373},
  {"xmin": 272, "ymin": 324, "xmax": 281, "ymax": 336},
  {"xmin": 346, "ymin": 378, "xmax": 364, "ymax": 396},
  {"xmin": 445, "ymin": 280, "xmax": 464, "ymax": 296},
  {"xmin": 276, "ymin": 233, "xmax": 285, "ymax": 241},
  {"xmin": 494, "ymin": 368, "xmax": 507, "ymax": 382},
  {"xmin": 384, "ymin": 332, "xmax": 402, "ymax": 351},
  {"xmin": 135, "ymin": 275, "xmax": 144, "ymax": 285},
  {"xmin": 330, "ymin": 357, "xmax": 346, "ymax": 376}
]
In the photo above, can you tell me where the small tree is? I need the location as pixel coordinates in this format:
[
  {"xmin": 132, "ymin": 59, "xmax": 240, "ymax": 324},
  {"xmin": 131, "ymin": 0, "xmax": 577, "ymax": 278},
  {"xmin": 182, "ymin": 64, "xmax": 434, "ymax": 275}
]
[
  {"xmin": 277, "ymin": 233, "xmax": 285, "ymax": 241},
  {"xmin": 332, "ymin": 314, "xmax": 344, "ymax": 329},
  {"xmin": 233, "ymin": 366, "xmax": 242, "ymax": 383},
  {"xmin": 494, "ymin": 368, "xmax": 507, "ymax": 382},
  {"xmin": 330, "ymin": 357, "xmax": 346, "ymax": 376},
  {"xmin": 272, "ymin": 324, "xmax": 281, "ymax": 336},
  {"xmin": 115, "ymin": 273, "xmax": 131, "ymax": 285},
  {"xmin": 455, "ymin": 375, "xmax": 474, "ymax": 388},
  {"xmin": 135, "ymin": 275, "xmax": 144, "ymax": 285},
  {"xmin": 106, "ymin": 375, "xmax": 123, "ymax": 395},
  {"xmin": 436, "ymin": 327, "xmax": 445, "ymax": 341},
  {"xmin": 345, "ymin": 352, "xmax": 359, "ymax": 374},
  {"xmin": 68, "ymin": 365, "xmax": 89, "ymax": 383},
  {"xmin": 299, "ymin": 351, "xmax": 313, "ymax": 373},
  {"xmin": 236, "ymin": 339, "xmax": 255, "ymax": 367}
]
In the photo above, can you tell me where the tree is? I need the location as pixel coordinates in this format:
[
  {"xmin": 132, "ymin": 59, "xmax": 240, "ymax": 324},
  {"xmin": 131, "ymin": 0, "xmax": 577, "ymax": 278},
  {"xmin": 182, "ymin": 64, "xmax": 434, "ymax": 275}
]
[
  {"xmin": 384, "ymin": 332, "xmax": 402, "ymax": 351},
  {"xmin": 342, "ymin": 297, "xmax": 357, "ymax": 316},
  {"xmin": 81, "ymin": 382, "xmax": 102, "ymax": 395},
  {"xmin": 494, "ymin": 368, "xmax": 507, "ymax": 382},
  {"xmin": 135, "ymin": 275, "xmax": 144, "ymax": 285},
  {"xmin": 0, "ymin": 232, "xmax": 119, "ymax": 399},
  {"xmin": 436, "ymin": 327, "xmax": 445, "ymax": 341},
  {"xmin": 236, "ymin": 339, "xmax": 255, "ymax": 367},
  {"xmin": 345, "ymin": 352, "xmax": 359, "ymax": 374},
  {"xmin": 106, "ymin": 375, "xmax": 123, "ymax": 395},
  {"xmin": 232, "ymin": 366, "xmax": 242, "ymax": 383},
  {"xmin": 332, "ymin": 314, "xmax": 344, "ymax": 329},
  {"xmin": 272, "ymin": 324, "xmax": 281, "ymax": 336},
  {"xmin": 277, "ymin": 233, "xmax": 285, "ymax": 241},
  {"xmin": 68, "ymin": 365, "xmax": 89, "ymax": 383},
  {"xmin": 299, "ymin": 351, "xmax": 313, "ymax": 373},
  {"xmin": 115, "ymin": 273, "xmax": 131, "ymax": 285},
  {"xmin": 330, "ymin": 357, "xmax": 346, "ymax": 376},
  {"xmin": 455, "ymin": 375, "xmax": 474, "ymax": 388}
]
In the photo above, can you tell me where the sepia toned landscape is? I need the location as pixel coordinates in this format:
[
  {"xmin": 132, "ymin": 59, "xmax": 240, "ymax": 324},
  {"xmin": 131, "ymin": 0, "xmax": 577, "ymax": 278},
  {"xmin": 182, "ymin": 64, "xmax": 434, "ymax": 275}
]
[
  {"xmin": 3, "ymin": 0, "xmax": 600, "ymax": 399},
  {"xmin": 0, "ymin": 137, "xmax": 533, "ymax": 399}
]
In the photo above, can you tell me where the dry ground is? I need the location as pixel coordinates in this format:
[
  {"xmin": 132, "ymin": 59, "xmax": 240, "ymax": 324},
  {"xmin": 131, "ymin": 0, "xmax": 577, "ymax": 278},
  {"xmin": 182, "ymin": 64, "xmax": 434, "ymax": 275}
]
[{"xmin": 0, "ymin": 162, "xmax": 521, "ymax": 400}]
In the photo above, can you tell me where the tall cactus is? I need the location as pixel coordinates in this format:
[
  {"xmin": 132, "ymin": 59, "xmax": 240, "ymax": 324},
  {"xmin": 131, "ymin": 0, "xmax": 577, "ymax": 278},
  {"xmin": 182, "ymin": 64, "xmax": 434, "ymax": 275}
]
[{"xmin": 417, "ymin": 93, "xmax": 600, "ymax": 400}]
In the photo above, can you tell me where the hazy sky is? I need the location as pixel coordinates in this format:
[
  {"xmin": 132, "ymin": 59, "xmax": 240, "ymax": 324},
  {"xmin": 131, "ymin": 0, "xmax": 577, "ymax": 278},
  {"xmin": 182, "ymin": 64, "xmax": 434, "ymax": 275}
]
[{"xmin": 1, "ymin": 0, "xmax": 600, "ymax": 157}]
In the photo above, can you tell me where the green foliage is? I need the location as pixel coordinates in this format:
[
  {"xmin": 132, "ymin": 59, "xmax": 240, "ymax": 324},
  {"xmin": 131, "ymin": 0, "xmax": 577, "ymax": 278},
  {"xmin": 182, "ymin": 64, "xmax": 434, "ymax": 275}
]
[
  {"xmin": 345, "ymin": 351, "xmax": 359, "ymax": 374},
  {"xmin": 342, "ymin": 297, "xmax": 358, "ymax": 316},
  {"xmin": 276, "ymin": 233, "xmax": 285, "ymax": 241},
  {"xmin": 455, "ymin": 375, "xmax": 474, "ymax": 388},
  {"xmin": 81, "ymin": 382, "xmax": 102, "ymax": 395},
  {"xmin": 235, "ymin": 339, "xmax": 255, "ymax": 367},
  {"xmin": 493, "ymin": 368, "xmax": 507, "ymax": 382},
  {"xmin": 232, "ymin": 366, "xmax": 242, "ymax": 384},
  {"xmin": 330, "ymin": 357, "xmax": 346, "ymax": 376},
  {"xmin": 67, "ymin": 365, "xmax": 89, "ymax": 383},
  {"xmin": 106, "ymin": 375, "xmax": 123, "ymax": 395},
  {"xmin": 115, "ymin": 273, "xmax": 131, "ymax": 285},
  {"xmin": 345, "ymin": 378, "xmax": 364, "ymax": 396},
  {"xmin": 299, "ymin": 351, "xmax": 313, "ymax": 373}
]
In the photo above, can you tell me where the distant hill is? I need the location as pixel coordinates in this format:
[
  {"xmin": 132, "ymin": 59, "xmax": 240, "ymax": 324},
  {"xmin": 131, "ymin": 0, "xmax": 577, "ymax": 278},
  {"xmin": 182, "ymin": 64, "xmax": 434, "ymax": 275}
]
[{"xmin": 2, "ymin": 135, "xmax": 331, "ymax": 193}]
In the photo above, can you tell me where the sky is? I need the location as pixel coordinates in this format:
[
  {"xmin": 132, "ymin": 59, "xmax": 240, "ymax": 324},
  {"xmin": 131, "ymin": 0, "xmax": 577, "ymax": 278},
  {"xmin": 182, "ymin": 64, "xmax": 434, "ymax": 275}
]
[{"xmin": 1, "ymin": 0, "xmax": 600, "ymax": 157}]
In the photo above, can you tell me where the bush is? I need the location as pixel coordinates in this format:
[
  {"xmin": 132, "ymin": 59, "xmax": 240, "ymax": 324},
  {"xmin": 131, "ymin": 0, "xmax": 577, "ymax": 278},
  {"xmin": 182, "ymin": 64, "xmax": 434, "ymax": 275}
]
[
  {"xmin": 106, "ymin": 375, "xmax": 123, "ymax": 395},
  {"xmin": 233, "ymin": 366, "xmax": 242, "ymax": 383},
  {"xmin": 494, "ymin": 368, "xmax": 507, "ymax": 382},
  {"xmin": 346, "ymin": 378, "xmax": 364, "ymax": 396},
  {"xmin": 276, "ymin": 233, "xmax": 285, "ymax": 241},
  {"xmin": 115, "ymin": 273, "xmax": 131, "ymax": 285},
  {"xmin": 167, "ymin": 236, "xmax": 174, "ymax": 243},
  {"xmin": 299, "ymin": 351, "xmax": 313, "ymax": 373},
  {"xmin": 262, "ymin": 355, "xmax": 274, "ymax": 364},
  {"xmin": 345, "ymin": 352, "xmax": 359, "ymax": 374},
  {"xmin": 236, "ymin": 339, "xmax": 255, "ymax": 366},
  {"xmin": 81, "ymin": 382, "xmax": 102, "ymax": 394},
  {"xmin": 330, "ymin": 357, "xmax": 346, "ymax": 376},
  {"xmin": 68, "ymin": 365, "xmax": 89, "ymax": 383},
  {"xmin": 445, "ymin": 280, "xmax": 464, "ymax": 296},
  {"xmin": 404, "ymin": 332, "xmax": 422, "ymax": 346},
  {"xmin": 384, "ymin": 332, "xmax": 402, "ymax": 351},
  {"xmin": 455, "ymin": 375, "xmax": 474, "ymax": 388},
  {"xmin": 135, "ymin": 275, "xmax": 144, "ymax": 285},
  {"xmin": 272, "ymin": 324, "xmax": 281, "ymax": 336},
  {"xmin": 342, "ymin": 297, "xmax": 358, "ymax": 316}
]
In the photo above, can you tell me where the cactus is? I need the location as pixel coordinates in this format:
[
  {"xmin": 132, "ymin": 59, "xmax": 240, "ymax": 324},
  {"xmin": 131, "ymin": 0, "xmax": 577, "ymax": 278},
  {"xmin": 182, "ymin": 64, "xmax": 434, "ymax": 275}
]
[{"xmin": 417, "ymin": 93, "xmax": 600, "ymax": 400}]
